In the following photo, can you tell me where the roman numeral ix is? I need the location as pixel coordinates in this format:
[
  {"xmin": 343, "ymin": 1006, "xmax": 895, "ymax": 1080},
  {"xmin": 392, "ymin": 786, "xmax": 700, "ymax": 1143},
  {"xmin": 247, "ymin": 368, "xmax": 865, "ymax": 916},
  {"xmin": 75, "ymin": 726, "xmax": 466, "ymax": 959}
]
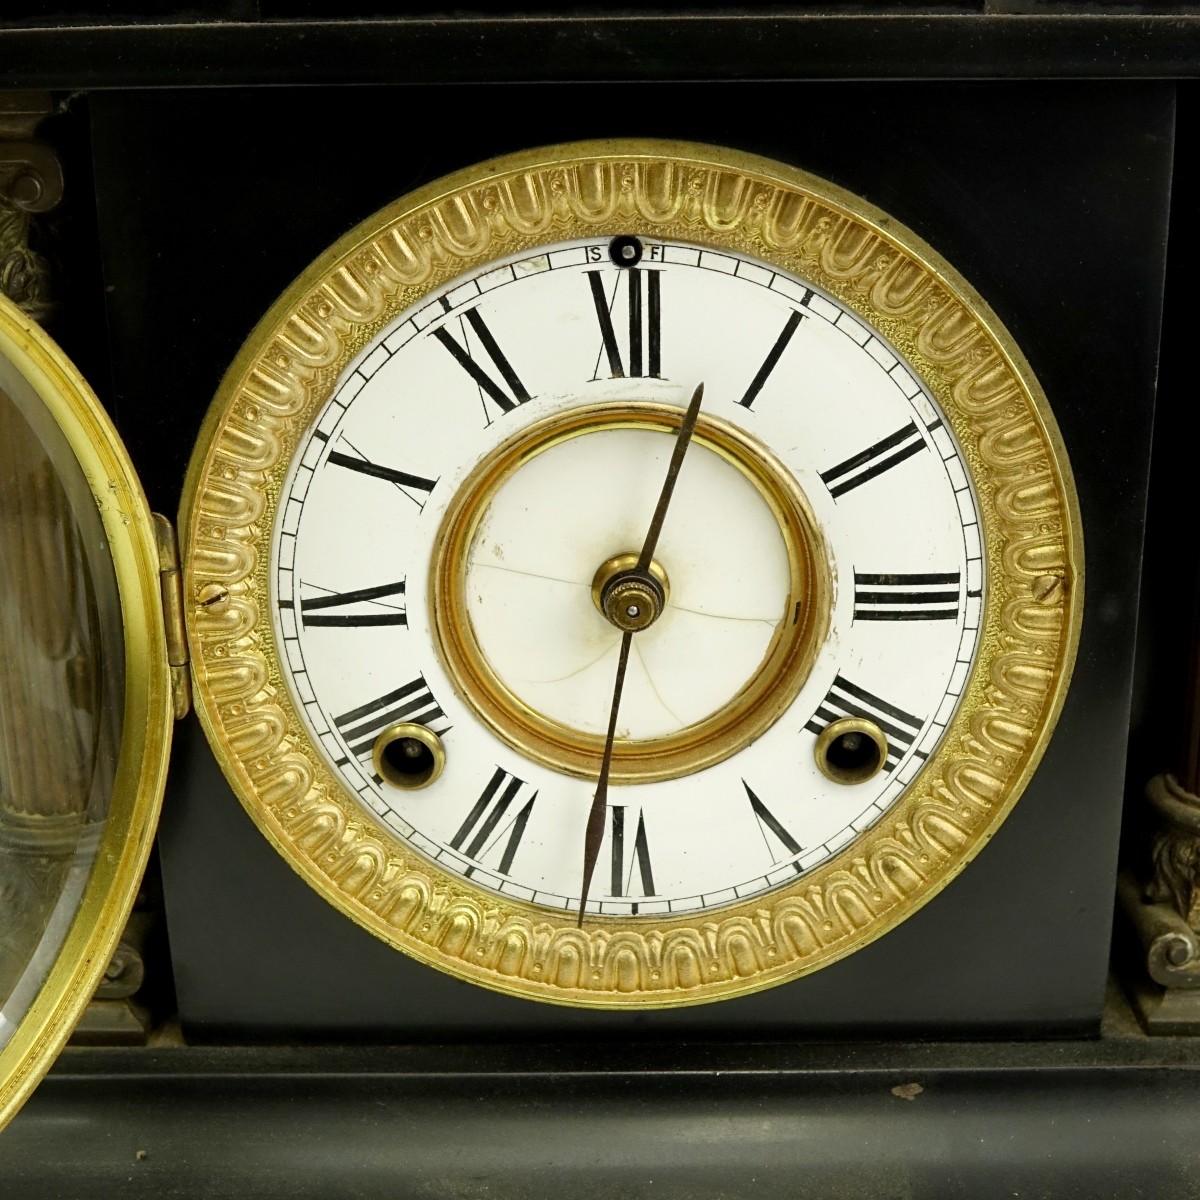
[
  {"xmin": 587, "ymin": 267, "xmax": 662, "ymax": 379},
  {"xmin": 449, "ymin": 766, "xmax": 537, "ymax": 877},
  {"xmin": 433, "ymin": 307, "xmax": 530, "ymax": 414},
  {"xmin": 332, "ymin": 674, "xmax": 448, "ymax": 761},
  {"xmin": 819, "ymin": 421, "xmax": 927, "ymax": 499},
  {"xmin": 853, "ymin": 572, "xmax": 960, "ymax": 622},
  {"xmin": 290, "ymin": 580, "xmax": 408, "ymax": 628},
  {"xmin": 805, "ymin": 674, "xmax": 924, "ymax": 772}
]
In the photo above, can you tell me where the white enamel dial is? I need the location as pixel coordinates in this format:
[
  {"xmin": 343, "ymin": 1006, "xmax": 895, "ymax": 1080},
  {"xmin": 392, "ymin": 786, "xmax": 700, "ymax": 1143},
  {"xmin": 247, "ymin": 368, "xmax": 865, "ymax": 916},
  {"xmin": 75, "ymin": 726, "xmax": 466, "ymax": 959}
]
[{"xmin": 272, "ymin": 236, "xmax": 984, "ymax": 918}]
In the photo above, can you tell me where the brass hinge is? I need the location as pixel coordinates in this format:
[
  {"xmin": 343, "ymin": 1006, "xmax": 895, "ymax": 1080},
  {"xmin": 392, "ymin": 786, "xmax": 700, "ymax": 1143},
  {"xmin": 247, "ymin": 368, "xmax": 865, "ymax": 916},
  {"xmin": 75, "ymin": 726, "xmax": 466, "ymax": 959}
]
[{"xmin": 152, "ymin": 513, "xmax": 191, "ymax": 721}]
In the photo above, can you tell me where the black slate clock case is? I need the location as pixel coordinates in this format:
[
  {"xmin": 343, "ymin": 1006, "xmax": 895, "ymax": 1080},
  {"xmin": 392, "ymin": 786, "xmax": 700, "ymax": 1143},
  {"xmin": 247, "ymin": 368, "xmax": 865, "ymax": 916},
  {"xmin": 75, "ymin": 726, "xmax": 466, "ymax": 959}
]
[{"xmin": 86, "ymin": 81, "xmax": 1169, "ymax": 1040}]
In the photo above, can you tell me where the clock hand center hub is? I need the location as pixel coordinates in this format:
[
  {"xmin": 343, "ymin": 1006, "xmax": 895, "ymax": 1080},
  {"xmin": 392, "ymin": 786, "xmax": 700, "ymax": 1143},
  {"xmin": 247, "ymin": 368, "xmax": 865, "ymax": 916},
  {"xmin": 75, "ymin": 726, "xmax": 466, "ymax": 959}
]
[{"xmin": 591, "ymin": 553, "xmax": 670, "ymax": 633}]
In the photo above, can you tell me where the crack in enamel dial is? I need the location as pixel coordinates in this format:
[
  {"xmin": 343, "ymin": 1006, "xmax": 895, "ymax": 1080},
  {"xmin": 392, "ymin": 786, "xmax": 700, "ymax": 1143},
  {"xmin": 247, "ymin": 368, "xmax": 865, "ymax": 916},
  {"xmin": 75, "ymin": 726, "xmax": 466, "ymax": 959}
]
[{"xmin": 183, "ymin": 142, "xmax": 1081, "ymax": 1007}]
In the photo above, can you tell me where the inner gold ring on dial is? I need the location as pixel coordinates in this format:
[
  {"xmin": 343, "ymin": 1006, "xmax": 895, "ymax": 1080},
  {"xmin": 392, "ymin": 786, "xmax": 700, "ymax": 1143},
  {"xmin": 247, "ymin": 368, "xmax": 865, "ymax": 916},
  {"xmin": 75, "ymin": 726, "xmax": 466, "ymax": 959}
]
[{"xmin": 430, "ymin": 402, "xmax": 831, "ymax": 784}]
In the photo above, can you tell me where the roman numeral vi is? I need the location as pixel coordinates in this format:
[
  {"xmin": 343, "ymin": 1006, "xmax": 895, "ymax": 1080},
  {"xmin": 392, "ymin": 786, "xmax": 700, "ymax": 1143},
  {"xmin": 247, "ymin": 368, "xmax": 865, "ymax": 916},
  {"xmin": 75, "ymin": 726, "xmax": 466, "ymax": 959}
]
[{"xmin": 609, "ymin": 806, "xmax": 656, "ymax": 898}]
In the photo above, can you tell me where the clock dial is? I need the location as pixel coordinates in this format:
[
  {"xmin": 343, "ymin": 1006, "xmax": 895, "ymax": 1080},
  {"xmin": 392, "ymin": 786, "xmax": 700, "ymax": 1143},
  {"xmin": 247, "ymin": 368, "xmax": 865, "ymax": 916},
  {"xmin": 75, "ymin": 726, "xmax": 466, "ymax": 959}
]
[
  {"xmin": 183, "ymin": 141, "xmax": 1081, "ymax": 1006},
  {"xmin": 270, "ymin": 236, "xmax": 981, "ymax": 917}
]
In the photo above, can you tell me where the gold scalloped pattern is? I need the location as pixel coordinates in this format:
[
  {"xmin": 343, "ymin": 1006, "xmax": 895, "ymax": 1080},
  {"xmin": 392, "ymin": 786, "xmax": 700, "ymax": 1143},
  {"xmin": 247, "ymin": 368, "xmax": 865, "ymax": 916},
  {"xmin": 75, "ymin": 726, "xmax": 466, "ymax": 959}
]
[{"xmin": 182, "ymin": 143, "xmax": 1081, "ymax": 1008}]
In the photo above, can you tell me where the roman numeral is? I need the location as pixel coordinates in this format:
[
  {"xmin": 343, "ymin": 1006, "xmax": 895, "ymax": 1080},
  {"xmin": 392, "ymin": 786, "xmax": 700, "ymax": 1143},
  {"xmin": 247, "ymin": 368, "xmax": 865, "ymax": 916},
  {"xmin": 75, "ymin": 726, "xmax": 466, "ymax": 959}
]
[
  {"xmin": 744, "ymin": 781, "xmax": 803, "ymax": 866},
  {"xmin": 333, "ymin": 674, "xmax": 448, "ymax": 759},
  {"xmin": 805, "ymin": 674, "xmax": 924, "ymax": 772},
  {"xmin": 587, "ymin": 268, "xmax": 662, "ymax": 379},
  {"xmin": 449, "ymin": 766, "xmax": 537, "ymax": 877},
  {"xmin": 737, "ymin": 307, "xmax": 806, "ymax": 409},
  {"xmin": 432, "ymin": 308, "xmax": 531, "ymax": 414},
  {"xmin": 819, "ymin": 421, "xmax": 927, "ymax": 499},
  {"xmin": 609, "ymin": 806, "xmax": 655, "ymax": 898},
  {"xmin": 296, "ymin": 580, "xmax": 408, "ymax": 628},
  {"xmin": 328, "ymin": 450, "xmax": 437, "ymax": 508},
  {"xmin": 853, "ymin": 571, "xmax": 960, "ymax": 622}
]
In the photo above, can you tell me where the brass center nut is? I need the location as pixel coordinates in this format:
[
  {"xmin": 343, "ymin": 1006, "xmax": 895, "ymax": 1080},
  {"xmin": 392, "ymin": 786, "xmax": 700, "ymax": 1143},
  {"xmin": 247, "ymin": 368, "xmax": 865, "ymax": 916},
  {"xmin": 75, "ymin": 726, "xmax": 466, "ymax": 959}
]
[
  {"xmin": 591, "ymin": 554, "xmax": 671, "ymax": 633},
  {"xmin": 600, "ymin": 571, "xmax": 664, "ymax": 632}
]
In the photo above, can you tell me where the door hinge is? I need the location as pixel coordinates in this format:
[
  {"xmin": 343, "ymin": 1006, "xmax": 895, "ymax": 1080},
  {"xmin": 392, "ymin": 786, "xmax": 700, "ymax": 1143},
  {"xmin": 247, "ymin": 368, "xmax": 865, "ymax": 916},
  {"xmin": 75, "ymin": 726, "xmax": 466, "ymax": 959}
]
[{"xmin": 152, "ymin": 513, "xmax": 191, "ymax": 720}]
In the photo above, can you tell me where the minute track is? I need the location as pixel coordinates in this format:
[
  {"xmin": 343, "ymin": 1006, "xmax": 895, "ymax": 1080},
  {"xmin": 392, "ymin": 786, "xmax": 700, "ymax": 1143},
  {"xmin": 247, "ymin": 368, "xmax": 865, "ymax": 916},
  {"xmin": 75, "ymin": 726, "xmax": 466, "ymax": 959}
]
[{"xmin": 274, "ymin": 234, "xmax": 985, "ymax": 920}]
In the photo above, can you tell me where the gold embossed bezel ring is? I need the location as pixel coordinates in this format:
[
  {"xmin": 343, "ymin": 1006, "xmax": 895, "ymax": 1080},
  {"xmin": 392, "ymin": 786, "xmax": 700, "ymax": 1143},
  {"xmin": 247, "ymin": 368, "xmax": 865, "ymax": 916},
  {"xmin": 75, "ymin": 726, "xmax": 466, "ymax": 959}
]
[{"xmin": 180, "ymin": 140, "xmax": 1083, "ymax": 1009}]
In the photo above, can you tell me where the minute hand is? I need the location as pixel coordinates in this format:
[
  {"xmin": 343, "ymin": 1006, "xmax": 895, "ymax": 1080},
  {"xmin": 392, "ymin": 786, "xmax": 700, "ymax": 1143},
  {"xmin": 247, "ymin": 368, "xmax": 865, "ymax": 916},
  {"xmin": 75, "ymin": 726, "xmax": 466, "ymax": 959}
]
[{"xmin": 577, "ymin": 383, "xmax": 706, "ymax": 926}]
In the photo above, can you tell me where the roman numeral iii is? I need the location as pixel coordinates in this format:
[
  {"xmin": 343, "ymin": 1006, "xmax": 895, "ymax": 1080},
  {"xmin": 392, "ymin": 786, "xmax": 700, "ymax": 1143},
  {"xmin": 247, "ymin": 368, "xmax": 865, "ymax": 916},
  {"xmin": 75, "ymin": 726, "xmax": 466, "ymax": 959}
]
[
  {"xmin": 853, "ymin": 572, "xmax": 960, "ymax": 622},
  {"xmin": 449, "ymin": 766, "xmax": 537, "ymax": 877},
  {"xmin": 433, "ymin": 307, "xmax": 531, "ymax": 413},
  {"xmin": 587, "ymin": 268, "xmax": 662, "ymax": 379},
  {"xmin": 805, "ymin": 674, "xmax": 924, "ymax": 772}
]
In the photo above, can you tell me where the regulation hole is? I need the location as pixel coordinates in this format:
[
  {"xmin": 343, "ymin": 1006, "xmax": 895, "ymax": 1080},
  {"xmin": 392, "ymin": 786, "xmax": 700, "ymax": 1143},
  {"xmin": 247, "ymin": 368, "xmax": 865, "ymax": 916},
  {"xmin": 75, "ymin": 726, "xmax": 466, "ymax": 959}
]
[
  {"xmin": 373, "ymin": 722, "xmax": 445, "ymax": 790},
  {"xmin": 814, "ymin": 717, "xmax": 888, "ymax": 785}
]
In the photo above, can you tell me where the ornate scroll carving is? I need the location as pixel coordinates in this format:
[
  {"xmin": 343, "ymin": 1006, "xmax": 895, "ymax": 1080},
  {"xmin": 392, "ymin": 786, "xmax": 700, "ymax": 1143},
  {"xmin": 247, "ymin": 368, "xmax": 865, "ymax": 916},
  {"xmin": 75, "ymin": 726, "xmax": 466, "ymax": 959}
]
[
  {"xmin": 0, "ymin": 94, "xmax": 61, "ymax": 321},
  {"xmin": 1145, "ymin": 774, "xmax": 1200, "ymax": 941},
  {"xmin": 184, "ymin": 143, "xmax": 1080, "ymax": 1007}
]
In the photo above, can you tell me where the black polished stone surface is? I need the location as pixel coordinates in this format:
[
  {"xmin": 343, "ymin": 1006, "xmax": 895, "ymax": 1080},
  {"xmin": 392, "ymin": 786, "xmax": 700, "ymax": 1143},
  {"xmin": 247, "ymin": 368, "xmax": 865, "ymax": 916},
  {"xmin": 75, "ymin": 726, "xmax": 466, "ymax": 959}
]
[
  {"xmin": 3, "ymin": 13, "xmax": 1200, "ymax": 90},
  {"xmin": 3, "ymin": 995, "xmax": 1200, "ymax": 1200}
]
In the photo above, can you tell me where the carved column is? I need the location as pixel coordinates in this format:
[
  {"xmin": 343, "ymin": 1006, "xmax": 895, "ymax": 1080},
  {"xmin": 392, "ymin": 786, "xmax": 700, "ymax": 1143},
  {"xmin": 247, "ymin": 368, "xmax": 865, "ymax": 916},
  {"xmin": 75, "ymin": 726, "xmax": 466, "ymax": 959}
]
[
  {"xmin": 1121, "ymin": 592, "xmax": 1200, "ymax": 1031},
  {"xmin": 0, "ymin": 92, "xmax": 61, "ymax": 319}
]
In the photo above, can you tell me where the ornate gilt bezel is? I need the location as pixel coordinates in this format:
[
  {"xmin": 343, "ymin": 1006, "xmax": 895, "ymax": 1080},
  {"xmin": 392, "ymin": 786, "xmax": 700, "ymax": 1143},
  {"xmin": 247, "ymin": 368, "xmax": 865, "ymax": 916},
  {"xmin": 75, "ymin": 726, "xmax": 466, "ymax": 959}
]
[{"xmin": 181, "ymin": 140, "xmax": 1083, "ymax": 1009}]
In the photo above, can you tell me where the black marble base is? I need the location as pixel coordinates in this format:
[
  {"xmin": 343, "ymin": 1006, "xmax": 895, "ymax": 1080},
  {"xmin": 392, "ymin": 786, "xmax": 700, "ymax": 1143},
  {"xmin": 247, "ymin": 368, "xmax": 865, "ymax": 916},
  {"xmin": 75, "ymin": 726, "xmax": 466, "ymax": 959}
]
[{"xmin": 3, "ymin": 986, "xmax": 1200, "ymax": 1200}]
